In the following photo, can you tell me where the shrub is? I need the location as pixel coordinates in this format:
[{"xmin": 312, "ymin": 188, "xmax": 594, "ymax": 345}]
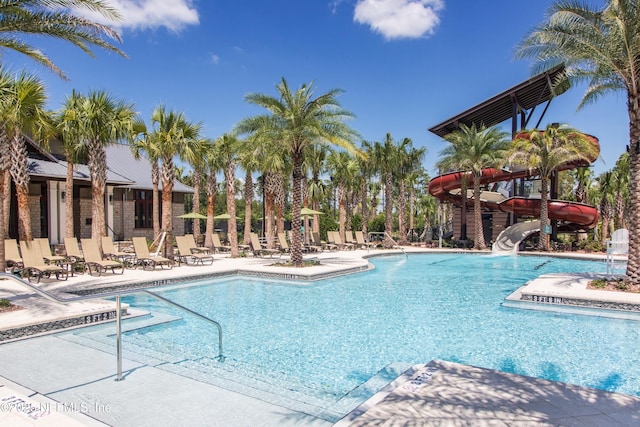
[{"xmin": 0, "ymin": 298, "xmax": 11, "ymax": 308}]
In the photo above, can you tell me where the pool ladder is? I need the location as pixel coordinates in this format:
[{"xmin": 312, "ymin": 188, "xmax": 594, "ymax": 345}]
[{"xmin": 0, "ymin": 272, "xmax": 225, "ymax": 381}]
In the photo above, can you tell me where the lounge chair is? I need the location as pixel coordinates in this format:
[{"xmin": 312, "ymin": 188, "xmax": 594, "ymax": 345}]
[
  {"xmin": 277, "ymin": 232, "xmax": 291, "ymax": 253},
  {"xmin": 132, "ymin": 237, "xmax": 174, "ymax": 270},
  {"xmin": 210, "ymin": 232, "xmax": 232, "ymax": 253},
  {"xmin": 102, "ymin": 236, "xmax": 135, "ymax": 266},
  {"xmin": 185, "ymin": 234, "xmax": 210, "ymax": 254},
  {"xmin": 4, "ymin": 239, "xmax": 23, "ymax": 271},
  {"xmin": 175, "ymin": 235, "xmax": 214, "ymax": 266},
  {"xmin": 64, "ymin": 237, "xmax": 85, "ymax": 275},
  {"xmin": 329, "ymin": 231, "xmax": 354, "ymax": 250},
  {"xmin": 313, "ymin": 231, "xmax": 336, "ymax": 251},
  {"xmin": 81, "ymin": 238, "xmax": 124, "ymax": 276},
  {"xmin": 35, "ymin": 238, "xmax": 67, "ymax": 265},
  {"xmin": 249, "ymin": 232, "xmax": 282, "ymax": 258},
  {"xmin": 19, "ymin": 240, "xmax": 68, "ymax": 283},
  {"xmin": 355, "ymin": 230, "xmax": 377, "ymax": 249}
]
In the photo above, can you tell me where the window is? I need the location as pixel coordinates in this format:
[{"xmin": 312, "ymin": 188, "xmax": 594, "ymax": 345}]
[{"xmin": 134, "ymin": 190, "xmax": 153, "ymax": 229}]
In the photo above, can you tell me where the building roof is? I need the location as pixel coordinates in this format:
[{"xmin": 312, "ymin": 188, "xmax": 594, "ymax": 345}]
[
  {"xmin": 428, "ymin": 64, "xmax": 567, "ymax": 138},
  {"xmin": 27, "ymin": 157, "xmax": 134, "ymax": 185},
  {"xmin": 104, "ymin": 144, "xmax": 194, "ymax": 193}
]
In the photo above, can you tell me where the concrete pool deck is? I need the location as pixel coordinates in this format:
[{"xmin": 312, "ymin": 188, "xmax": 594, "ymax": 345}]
[{"xmin": 1, "ymin": 247, "xmax": 638, "ymax": 426}]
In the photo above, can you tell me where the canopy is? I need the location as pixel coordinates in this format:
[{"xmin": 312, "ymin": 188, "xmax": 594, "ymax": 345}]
[
  {"xmin": 178, "ymin": 212, "xmax": 207, "ymax": 219},
  {"xmin": 214, "ymin": 213, "xmax": 240, "ymax": 220}
]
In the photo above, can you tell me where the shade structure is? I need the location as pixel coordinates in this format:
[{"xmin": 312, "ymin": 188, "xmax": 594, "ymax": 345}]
[
  {"xmin": 178, "ymin": 212, "xmax": 207, "ymax": 219},
  {"xmin": 300, "ymin": 207, "xmax": 324, "ymax": 216}
]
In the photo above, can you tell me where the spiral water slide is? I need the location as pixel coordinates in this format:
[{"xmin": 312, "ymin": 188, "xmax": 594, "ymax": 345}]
[{"xmin": 427, "ymin": 139, "xmax": 600, "ymax": 252}]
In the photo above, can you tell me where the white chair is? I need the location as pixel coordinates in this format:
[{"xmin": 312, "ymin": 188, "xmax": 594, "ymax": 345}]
[{"xmin": 606, "ymin": 228, "xmax": 629, "ymax": 276}]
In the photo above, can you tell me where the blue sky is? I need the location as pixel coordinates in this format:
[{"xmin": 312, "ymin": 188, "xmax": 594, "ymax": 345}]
[{"xmin": 4, "ymin": 0, "xmax": 629, "ymax": 177}]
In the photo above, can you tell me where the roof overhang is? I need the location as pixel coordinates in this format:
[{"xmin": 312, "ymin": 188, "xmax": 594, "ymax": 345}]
[{"xmin": 429, "ymin": 64, "xmax": 567, "ymax": 138}]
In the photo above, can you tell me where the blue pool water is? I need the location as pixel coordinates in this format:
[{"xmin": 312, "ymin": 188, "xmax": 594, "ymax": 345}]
[{"xmin": 109, "ymin": 254, "xmax": 640, "ymax": 400}]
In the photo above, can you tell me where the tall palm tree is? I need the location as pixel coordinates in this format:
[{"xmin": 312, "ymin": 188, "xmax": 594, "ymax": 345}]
[
  {"xmin": 202, "ymin": 139, "xmax": 220, "ymax": 248},
  {"xmin": 613, "ymin": 153, "xmax": 629, "ymax": 230},
  {"xmin": 58, "ymin": 90, "xmax": 90, "ymax": 238},
  {"xmin": 516, "ymin": 0, "xmax": 640, "ymax": 279},
  {"xmin": 597, "ymin": 171, "xmax": 616, "ymax": 244},
  {"xmin": 371, "ymin": 133, "xmax": 400, "ymax": 248},
  {"xmin": 396, "ymin": 142, "xmax": 426, "ymax": 244},
  {"xmin": 571, "ymin": 166, "xmax": 594, "ymax": 241},
  {"xmin": 0, "ymin": 0, "xmax": 125, "ymax": 79},
  {"xmin": 148, "ymin": 105, "xmax": 202, "ymax": 257},
  {"xmin": 188, "ymin": 139, "xmax": 209, "ymax": 244},
  {"xmin": 1, "ymin": 70, "xmax": 50, "ymax": 241},
  {"xmin": 509, "ymin": 124, "xmax": 599, "ymax": 251},
  {"xmin": 60, "ymin": 90, "xmax": 136, "ymax": 241},
  {"xmin": 238, "ymin": 138, "xmax": 260, "ymax": 246},
  {"xmin": 131, "ymin": 122, "xmax": 163, "ymax": 239},
  {"xmin": 304, "ymin": 144, "xmax": 328, "ymax": 236},
  {"xmin": 237, "ymin": 78, "xmax": 359, "ymax": 266},
  {"xmin": 215, "ymin": 133, "xmax": 242, "ymax": 256},
  {"xmin": 438, "ymin": 124, "xmax": 510, "ymax": 250},
  {"xmin": 326, "ymin": 150, "xmax": 358, "ymax": 244}
]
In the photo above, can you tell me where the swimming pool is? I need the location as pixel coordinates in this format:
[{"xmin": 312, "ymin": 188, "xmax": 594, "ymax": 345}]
[{"xmin": 69, "ymin": 253, "xmax": 639, "ymax": 416}]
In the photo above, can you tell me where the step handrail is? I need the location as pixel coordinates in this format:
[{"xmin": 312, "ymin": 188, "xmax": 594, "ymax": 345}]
[{"xmin": 0, "ymin": 272, "xmax": 224, "ymax": 380}]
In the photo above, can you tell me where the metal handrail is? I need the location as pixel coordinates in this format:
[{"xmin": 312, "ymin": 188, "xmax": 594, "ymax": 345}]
[{"xmin": 0, "ymin": 272, "xmax": 224, "ymax": 380}]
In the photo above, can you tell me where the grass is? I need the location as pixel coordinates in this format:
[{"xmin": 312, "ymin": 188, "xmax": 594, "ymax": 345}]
[{"xmin": 588, "ymin": 278, "xmax": 640, "ymax": 293}]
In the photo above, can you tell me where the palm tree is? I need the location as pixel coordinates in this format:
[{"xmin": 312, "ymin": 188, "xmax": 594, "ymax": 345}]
[
  {"xmin": 515, "ymin": 0, "xmax": 640, "ymax": 279},
  {"xmin": 326, "ymin": 150, "xmax": 358, "ymax": 244},
  {"xmin": 238, "ymin": 137, "xmax": 260, "ymax": 246},
  {"xmin": 131, "ymin": 122, "xmax": 163, "ymax": 239},
  {"xmin": 202, "ymin": 140, "xmax": 220, "ymax": 248},
  {"xmin": 509, "ymin": 124, "xmax": 599, "ymax": 251},
  {"xmin": 237, "ymin": 78, "xmax": 359, "ymax": 266},
  {"xmin": 304, "ymin": 144, "xmax": 328, "ymax": 237},
  {"xmin": 371, "ymin": 133, "xmax": 401, "ymax": 248},
  {"xmin": 396, "ymin": 142, "xmax": 426, "ymax": 244},
  {"xmin": 58, "ymin": 90, "xmax": 91, "ymax": 238},
  {"xmin": 188, "ymin": 140, "xmax": 209, "ymax": 244},
  {"xmin": 597, "ymin": 171, "xmax": 616, "ymax": 244},
  {"xmin": 1, "ymin": 70, "xmax": 51, "ymax": 241},
  {"xmin": 215, "ymin": 133, "xmax": 242, "ymax": 256},
  {"xmin": 571, "ymin": 166, "xmax": 594, "ymax": 241},
  {"xmin": 438, "ymin": 124, "xmax": 510, "ymax": 250},
  {"xmin": 0, "ymin": 0, "xmax": 125, "ymax": 79},
  {"xmin": 60, "ymin": 90, "xmax": 136, "ymax": 241},
  {"xmin": 148, "ymin": 105, "xmax": 202, "ymax": 257}
]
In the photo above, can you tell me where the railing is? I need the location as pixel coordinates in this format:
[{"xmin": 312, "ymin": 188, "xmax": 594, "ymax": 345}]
[{"xmin": 0, "ymin": 272, "xmax": 224, "ymax": 381}]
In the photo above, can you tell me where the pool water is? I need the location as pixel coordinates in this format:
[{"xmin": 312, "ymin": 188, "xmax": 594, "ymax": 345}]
[{"xmin": 88, "ymin": 254, "xmax": 640, "ymax": 402}]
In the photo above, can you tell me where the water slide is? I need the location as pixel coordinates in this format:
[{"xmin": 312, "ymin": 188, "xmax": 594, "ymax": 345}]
[{"xmin": 427, "ymin": 138, "xmax": 600, "ymax": 252}]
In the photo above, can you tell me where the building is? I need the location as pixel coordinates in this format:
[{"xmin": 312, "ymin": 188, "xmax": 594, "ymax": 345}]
[{"xmin": 6, "ymin": 139, "xmax": 193, "ymax": 244}]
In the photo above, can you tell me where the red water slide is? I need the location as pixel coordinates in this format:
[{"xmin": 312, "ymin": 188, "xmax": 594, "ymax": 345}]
[{"xmin": 427, "ymin": 151, "xmax": 600, "ymax": 230}]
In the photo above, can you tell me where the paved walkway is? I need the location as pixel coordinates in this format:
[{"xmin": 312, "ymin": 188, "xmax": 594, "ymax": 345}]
[{"xmin": 1, "ymin": 248, "xmax": 639, "ymax": 426}]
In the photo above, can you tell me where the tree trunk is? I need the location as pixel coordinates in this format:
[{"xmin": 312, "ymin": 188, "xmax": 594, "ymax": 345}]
[
  {"xmin": 383, "ymin": 172, "xmax": 394, "ymax": 248},
  {"xmin": 87, "ymin": 141, "xmax": 107, "ymax": 241},
  {"xmin": 338, "ymin": 183, "xmax": 346, "ymax": 243},
  {"xmin": 10, "ymin": 134, "xmax": 32, "ymax": 241},
  {"xmin": 65, "ymin": 161, "xmax": 74, "ymax": 238},
  {"xmin": 204, "ymin": 172, "xmax": 216, "ymax": 247},
  {"xmin": 225, "ymin": 161, "xmax": 239, "ymax": 257},
  {"xmin": 538, "ymin": 177, "xmax": 550, "ymax": 251},
  {"xmin": 398, "ymin": 179, "xmax": 408, "ymax": 245},
  {"xmin": 473, "ymin": 176, "xmax": 486, "ymax": 250},
  {"xmin": 290, "ymin": 151, "xmax": 304, "ymax": 266},
  {"xmin": 0, "ymin": 168, "xmax": 5, "ymax": 271},
  {"xmin": 161, "ymin": 157, "xmax": 174, "ymax": 259},
  {"xmin": 275, "ymin": 171, "xmax": 285, "ymax": 235},
  {"xmin": 244, "ymin": 169, "xmax": 253, "ymax": 246},
  {"xmin": 626, "ymin": 92, "xmax": 640, "ymax": 283},
  {"xmin": 152, "ymin": 162, "xmax": 160, "ymax": 239},
  {"xmin": 361, "ymin": 180, "xmax": 369, "ymax": 235},
  {"xmin": 192, "ymin": 169, "xmax": 201, "ymax": 243},
  {"xmin": 2, "ymin": 171, "xmax": 9, "ymax": 235}
]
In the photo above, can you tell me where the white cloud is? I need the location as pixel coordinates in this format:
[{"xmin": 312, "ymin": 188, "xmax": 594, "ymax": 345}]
[
  {"xmin": 76, "ymin": 0, "xmax": 199, "ymax": 33},
  {"xmin": 210, "ymin": 53, "xmax": 220, "ymax": 64},
  {"xmin": 353, "ymin": 0, "xmax": 444, "ymax": 40}
]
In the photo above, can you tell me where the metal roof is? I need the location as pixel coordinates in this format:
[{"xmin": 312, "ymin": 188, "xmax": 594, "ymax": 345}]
[
  {"xmin": 428, "ymin": 65, "xmax": 567, "ymax": 138},
  {"xmin": 27, "ymin": 158, "xmax": 134, "ymax": 185},
  {"xmin": 105, "ymin": 144, "xmax": 194, "ymax": 193}
]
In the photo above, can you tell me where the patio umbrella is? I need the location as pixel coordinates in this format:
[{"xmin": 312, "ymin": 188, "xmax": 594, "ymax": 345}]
[
  {"xmin": 214, "ymin": 213, "xmax": 240, "ymax": 220},
  {"xmin": 299, "ymin": 208, "xmax": 324, "ymax": 244},
  {"xmin": 300, "ymin": 207, "xmax": 324, "ymax": 216},
  {"xmin": 178, "ymin": 212, "xmax": 207, "ymax": 219}
]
